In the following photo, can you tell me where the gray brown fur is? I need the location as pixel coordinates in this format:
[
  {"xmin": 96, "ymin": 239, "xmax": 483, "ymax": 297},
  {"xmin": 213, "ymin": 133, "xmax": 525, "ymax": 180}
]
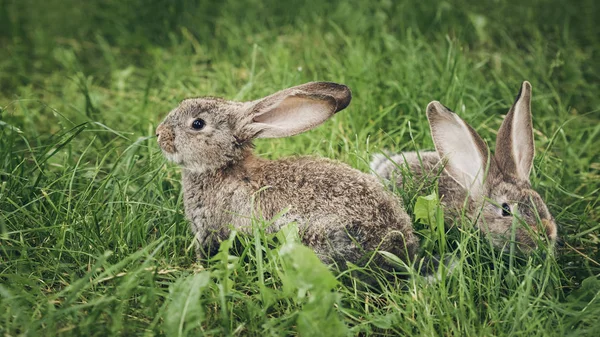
[
  {"xmin": 156, "ymin": 82, "xmax": 418, "ymax": 269},
  {"xmin": 371, "ymin": 82, "xmax": 557, "ymax": 252}
]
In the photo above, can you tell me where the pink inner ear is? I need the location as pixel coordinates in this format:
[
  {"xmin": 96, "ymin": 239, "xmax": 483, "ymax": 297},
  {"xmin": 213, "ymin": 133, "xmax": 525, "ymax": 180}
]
[
  {"xmin": 427, "ymin": 103, "xmax": 489, "ymax": 198},
  {"xmin": 495, "ymin": 81, "xmax": 534, "ymax": 181},
  {"xmin": 252, "ymin": 95, "xmax": 336, "ymax": 138},
  {"xmin": 510, "ymin": 97, "xmax": 534, "ymax": 179},
  {"xmin": 435, "ymin": 121, "xmax": 486, "ymax": 196}
]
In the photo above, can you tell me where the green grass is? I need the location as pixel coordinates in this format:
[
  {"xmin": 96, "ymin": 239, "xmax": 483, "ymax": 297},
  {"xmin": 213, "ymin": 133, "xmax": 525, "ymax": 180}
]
[{"xmin": 1, "ymin": 0, "xmax": 599, "ymax": 335}]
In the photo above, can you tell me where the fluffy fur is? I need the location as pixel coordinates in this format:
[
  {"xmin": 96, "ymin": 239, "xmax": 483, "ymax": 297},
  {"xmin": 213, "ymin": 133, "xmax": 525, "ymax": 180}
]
[
  {"xmin": 157, "ymin": 82, "xmax": 418, "ymax": 269},
  {"xmin": 371, "ymin": 82, "xmax": 558, "ymax": 253}
]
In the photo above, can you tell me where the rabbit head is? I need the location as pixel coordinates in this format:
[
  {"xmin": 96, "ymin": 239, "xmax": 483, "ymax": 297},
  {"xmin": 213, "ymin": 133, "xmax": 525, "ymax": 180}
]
[
  {"xmin": 426, "ymin": 82, "xmax": 557, "ymax": 252},
  {"xmin": 156, "ymin": 82, "xmax": 351, "ymax": 173}
]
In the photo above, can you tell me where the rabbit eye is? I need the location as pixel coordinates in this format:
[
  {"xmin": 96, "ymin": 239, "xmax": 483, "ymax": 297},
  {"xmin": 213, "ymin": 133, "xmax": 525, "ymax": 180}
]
[
  {"xmin": 501, "ymin": 203, "xmax": 511, "ymax": 216},
  {"xmin": 191, "ymin": 119, "xmax": 205, "ymax": 130}
]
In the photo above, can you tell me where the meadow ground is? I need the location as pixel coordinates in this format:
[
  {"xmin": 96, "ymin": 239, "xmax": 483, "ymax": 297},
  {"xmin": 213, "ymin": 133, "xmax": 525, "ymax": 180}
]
[{"xmin": 1, "ymin": 0, "xmax": 599, "ymax": 335}]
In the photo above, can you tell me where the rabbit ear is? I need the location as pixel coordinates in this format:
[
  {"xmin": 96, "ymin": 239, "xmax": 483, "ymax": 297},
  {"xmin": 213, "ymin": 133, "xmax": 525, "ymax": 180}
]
[
  {"xmin": 495, "ymin": 81, "xmax": 534, "ymax": 181},
  {"xmin": 245, "ymin": 82, "xmax": 351, "ymax": 138},
  {"xmin": 427, "ymin": 101, "xmax": 492, "ymax": 198}
]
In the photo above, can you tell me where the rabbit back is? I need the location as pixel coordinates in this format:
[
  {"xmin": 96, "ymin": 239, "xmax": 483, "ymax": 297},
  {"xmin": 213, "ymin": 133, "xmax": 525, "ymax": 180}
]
[{"xmin": 184, "ymin": 154, "xmax": 419, "ymax": 268}]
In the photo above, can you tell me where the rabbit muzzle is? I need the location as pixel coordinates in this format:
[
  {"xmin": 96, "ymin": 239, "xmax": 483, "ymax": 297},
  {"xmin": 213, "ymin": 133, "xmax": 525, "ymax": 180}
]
[
  {"xmin": 541, "ymin": 218, "xmax": 558, "ymax": 242},
  {"xmin": 518, "ymin": 218, "xmax": 558, "ymax": 252},
  {"xmin": 156, "ymin": 124, "xmax": 176, "ymax": 154}
]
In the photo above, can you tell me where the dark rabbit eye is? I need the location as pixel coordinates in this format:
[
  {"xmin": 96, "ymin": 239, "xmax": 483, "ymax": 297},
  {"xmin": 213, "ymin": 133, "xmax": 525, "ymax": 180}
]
[
  {"xmin": 501, "ymin": 203, "xmax": 511, "ymax": 216},
  {"xmin": 191, "ymin": 119, "xmax": 205, "ymax": 130}
]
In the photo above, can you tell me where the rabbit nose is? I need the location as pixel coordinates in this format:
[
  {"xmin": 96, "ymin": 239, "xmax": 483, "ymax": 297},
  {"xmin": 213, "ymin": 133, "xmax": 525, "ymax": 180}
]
[
  {"xmin": 155, "ymin": 124, "xmax": 176, "ymax": 154},
  {"xmin": 156, "ymin": 124, "xmax": 165, "ymax": 138}
]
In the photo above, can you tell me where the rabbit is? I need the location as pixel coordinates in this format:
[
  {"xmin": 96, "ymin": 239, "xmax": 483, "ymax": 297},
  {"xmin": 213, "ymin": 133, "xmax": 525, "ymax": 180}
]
[
  {"xmin": 156, "ymin": 81, "xmax": 419, "ymax": 270},
  {"xmin": 371, "ymin": 81, "xmax": 558, "ymax": 253}
]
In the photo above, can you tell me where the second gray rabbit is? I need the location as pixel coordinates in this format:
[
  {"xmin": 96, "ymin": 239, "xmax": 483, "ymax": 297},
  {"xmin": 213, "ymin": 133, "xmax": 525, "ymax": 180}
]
[{"xmin": 371, "ymin": 81, "xmax": 558, "ymax": 253}]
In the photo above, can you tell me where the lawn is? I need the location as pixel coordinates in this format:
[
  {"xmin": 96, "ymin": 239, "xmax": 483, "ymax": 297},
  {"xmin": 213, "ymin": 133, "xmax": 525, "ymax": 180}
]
[{"xmin": 1, "ymin": 0, "xmax": 599, "ymax": 335}]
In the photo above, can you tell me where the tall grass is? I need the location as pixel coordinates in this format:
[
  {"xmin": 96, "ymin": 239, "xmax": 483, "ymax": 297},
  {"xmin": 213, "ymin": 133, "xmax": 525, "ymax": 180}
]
[{"xmin": 1, "ymin": 0, "xmax": 599, "ymax": 335}]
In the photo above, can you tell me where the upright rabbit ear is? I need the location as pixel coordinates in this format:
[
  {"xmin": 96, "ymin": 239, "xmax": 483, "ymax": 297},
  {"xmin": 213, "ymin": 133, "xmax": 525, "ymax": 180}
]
[
  {"xmin": 427, "ymin": 101, "xmax": 492, "ymax": 198},
  {"xmin": 244, "ymin": 82, "xmax": 351, "ymax": 138},
  {"xmin": 495, "ymin": 81, "xmax": 534, "ymax": 182}
]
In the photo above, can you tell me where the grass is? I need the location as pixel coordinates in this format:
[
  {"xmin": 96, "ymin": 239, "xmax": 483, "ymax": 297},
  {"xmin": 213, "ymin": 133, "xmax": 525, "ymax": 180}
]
[{"xmin": 1, "ymin": 0, "xmax": 599, "ymax": 335}]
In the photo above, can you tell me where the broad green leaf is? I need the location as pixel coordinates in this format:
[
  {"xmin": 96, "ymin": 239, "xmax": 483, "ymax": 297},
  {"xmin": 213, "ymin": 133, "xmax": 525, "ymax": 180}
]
[
  {"xmin": 278, "ymin": 243, "xmax": 348, "ymax": 336},
  {"xmin": 414, "ymin": 192, "xmax": 439, "ymax": 226},
  {"xmin": 297, "ymin": 292, "xmax": 348, "ymax": 337},
  {"xmin": 278, "ymin": 243, "xmax": 339, "ymax": 296},
  {"xmin": 163, "ymin": 272, "xmax": 211, "ymax": 337},
  {"xmin": 276, "ymin": 221, "xmax": 300, "ymax": 245}
]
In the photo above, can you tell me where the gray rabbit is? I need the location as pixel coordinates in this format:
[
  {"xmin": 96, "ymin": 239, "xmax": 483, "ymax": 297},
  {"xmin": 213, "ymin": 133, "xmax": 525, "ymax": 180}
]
[
  {"xmin": 156, "ymin": 82, "xmax": 418, "ymax": 269},
  {"xmin": 371, "ymin": 82, "xmax": 558, "ymax": 253}
]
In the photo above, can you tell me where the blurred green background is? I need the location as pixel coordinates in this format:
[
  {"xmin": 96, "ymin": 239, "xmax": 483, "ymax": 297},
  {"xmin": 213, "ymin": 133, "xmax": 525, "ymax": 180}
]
[{"xmin": 1, "ymin": 0, "xmax": 599, "ymax": 335}]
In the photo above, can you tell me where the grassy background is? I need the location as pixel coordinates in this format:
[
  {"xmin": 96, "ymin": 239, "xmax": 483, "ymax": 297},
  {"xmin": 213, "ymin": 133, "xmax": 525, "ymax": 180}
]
[{"xmin": 1, "ymin": 0, "xmax": 599, "ymax": 335}]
